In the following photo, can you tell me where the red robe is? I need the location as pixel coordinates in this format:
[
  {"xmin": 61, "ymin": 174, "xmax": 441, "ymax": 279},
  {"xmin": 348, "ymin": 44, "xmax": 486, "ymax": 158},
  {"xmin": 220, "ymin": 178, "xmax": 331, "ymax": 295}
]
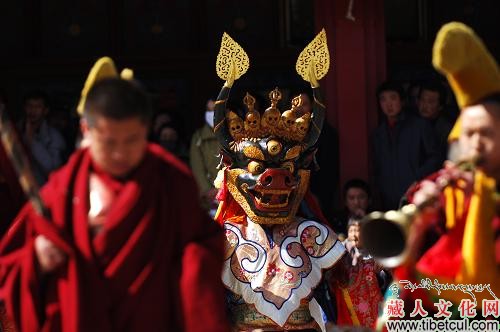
[{"xmin": 0, "ymin": 144, "xmax": 229, "ymax": 332}]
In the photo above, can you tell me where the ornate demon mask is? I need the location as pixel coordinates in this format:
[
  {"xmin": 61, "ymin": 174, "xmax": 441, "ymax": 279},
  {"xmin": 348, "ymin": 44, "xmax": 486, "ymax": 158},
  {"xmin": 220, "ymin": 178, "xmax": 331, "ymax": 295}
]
[{"xmin": 214, "ymin": 30, "xmax": 330, "ymax": 224}]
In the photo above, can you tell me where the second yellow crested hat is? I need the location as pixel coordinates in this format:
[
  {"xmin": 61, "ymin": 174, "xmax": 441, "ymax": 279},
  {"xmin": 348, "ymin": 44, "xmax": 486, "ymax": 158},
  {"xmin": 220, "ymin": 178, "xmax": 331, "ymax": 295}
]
[
  {"xmin": 432, "ymin": 22, "xmax": 500, "ymax": 109},
  {"xmin": 432, "ymin": 22, "xmax": 500, "ymax": 141},
  {"xmin": 77, "ymin": 57, "xmax": 134, "ymax": 115}
]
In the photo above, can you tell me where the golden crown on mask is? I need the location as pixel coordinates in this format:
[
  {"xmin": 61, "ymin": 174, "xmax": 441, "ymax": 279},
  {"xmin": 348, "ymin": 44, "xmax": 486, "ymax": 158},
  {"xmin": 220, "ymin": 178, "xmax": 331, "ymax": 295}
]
[{"xmin": 226, "ymin": 89, "xmax": 311, "ymax": 144}]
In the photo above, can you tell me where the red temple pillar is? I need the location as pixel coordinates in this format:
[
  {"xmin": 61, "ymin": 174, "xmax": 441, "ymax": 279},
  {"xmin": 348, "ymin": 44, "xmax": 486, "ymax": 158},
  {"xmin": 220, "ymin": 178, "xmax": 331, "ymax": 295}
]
[{"xmin": 315, "ymin": 0, "xmax": 386, "ymax": 195}]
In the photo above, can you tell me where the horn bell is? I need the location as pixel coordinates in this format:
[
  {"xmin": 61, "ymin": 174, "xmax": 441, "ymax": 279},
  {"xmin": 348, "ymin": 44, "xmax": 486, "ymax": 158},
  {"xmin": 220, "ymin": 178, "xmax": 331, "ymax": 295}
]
[{"xmin": 360, "ymin": 204, "xmax": 417, "ymax": 268}]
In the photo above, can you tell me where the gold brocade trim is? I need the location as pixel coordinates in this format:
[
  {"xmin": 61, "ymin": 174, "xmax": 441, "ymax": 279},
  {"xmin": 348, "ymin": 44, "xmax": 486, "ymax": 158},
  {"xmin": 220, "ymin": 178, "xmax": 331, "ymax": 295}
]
[{"xmin": 230, "ymin": 302, "xmax": 319, "ymax": 331}]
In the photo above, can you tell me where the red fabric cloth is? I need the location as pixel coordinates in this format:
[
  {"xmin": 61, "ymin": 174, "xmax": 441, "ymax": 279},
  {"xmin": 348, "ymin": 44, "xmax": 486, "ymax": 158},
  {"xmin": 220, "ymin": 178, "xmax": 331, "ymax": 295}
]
[{"xmin": 0, "ymin": 144, "xmax": 229, "ymax": 332}]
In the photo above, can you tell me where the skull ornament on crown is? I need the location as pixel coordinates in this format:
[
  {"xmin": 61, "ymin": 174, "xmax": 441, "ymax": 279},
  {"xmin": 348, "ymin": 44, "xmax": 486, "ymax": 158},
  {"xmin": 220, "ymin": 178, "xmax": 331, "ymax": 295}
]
[{"xmin": 213, "ymin": 30, "xmax": 330, "ymax": 225}]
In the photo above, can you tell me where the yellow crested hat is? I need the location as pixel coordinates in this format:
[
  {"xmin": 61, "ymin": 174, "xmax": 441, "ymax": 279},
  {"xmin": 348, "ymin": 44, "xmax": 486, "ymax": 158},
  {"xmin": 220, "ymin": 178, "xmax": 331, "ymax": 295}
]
[
  {"xmin": 77, "ymin": 57, "xmax": 134, "ymax": 115},
  {"xmin": 432, "ymin": 22, "xmax": 500, "ymax": 140}
]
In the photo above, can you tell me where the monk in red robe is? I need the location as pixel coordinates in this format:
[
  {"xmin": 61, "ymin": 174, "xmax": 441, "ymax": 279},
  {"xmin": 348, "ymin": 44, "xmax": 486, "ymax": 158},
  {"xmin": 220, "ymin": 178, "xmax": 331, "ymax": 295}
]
[{"xmin": 0, "ymin": 76, "xmax": 229, "ymax": 331}]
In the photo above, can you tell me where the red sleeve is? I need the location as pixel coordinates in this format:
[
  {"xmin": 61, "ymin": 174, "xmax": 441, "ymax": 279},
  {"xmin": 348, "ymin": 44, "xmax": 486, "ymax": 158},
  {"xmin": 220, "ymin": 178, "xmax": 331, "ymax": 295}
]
[
  {"xmin": 0, "ymin": 193, "xmax": 73, "ymax": 332},
  {"xmin": 0, "ymin": 206, "xmax": 44, "ymax": 332},
  {"xmin": 180, "ymin": 234, "xmax": 230, "ymax": 332},
  {"xmin": 173, "ymin": 166, "xmax": 230, "ymax": 331}
]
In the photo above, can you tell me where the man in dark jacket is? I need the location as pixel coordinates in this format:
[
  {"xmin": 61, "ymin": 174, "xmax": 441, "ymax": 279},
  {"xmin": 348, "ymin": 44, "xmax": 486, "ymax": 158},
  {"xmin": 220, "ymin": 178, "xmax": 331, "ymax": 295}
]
[
  {"xmin": 372, "ymin": 81, "xmax": 442, "ymax": 210},
  {"xmin": 417, "ymin": 80, "xmax": 454, "ymax": 160}
]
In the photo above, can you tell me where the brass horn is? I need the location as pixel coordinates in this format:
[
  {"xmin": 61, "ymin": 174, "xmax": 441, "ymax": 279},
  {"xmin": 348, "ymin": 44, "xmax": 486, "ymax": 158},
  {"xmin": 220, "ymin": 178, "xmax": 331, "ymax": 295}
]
[{"xmin": 359, "ymin": 204, "xmax": 417, "ymax": 268}]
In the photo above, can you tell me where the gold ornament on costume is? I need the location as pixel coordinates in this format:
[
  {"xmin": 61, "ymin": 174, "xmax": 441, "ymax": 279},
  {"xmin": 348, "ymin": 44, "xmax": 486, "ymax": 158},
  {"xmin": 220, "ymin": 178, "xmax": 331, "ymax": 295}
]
[
  {"xmin": 77, "ymin": 57, "xmax": 134, "ymax": 115},
  {"xmin": 295, "ymin": 29, "xmax": 330, "ymax": 86},
  {"xmin": 225, "ymin": 90, "xmax": 311, "ymax": 144},
  {"xmin": 243, "ymin": 92, "xmax": 256, "ymax": 112},
  {"xmin": 260, "ymin": 88, "xmax": 282, "ymax": 136},
  {"xmin": 243, "ymin": 93, "xmax": 261, "ymax": 137},
  {"xmin": 280, "ymin": 109, "xmax": 297, "ymax": 132},
  {"xmin": 284, "ymin": 145, "xmax": 302, "ymax": 160},
  {"xmin": 268, "ymin": 88, "xmax": 282, "ymax": 108},
  {"xmin": 267, "ymin": 140, "xmax": 282, "ymax": 156},
  {"xmin": 290, "ymin": 95, "xmax": 303, "ymax": 112},
  {"xmin": 227, "ymin": 111, "xmax": 245, "ymax": 141},
  {"xmin": 243, "ymin": 145, "xmax": 265, "ymax": 161},
  {"xmin": 279, "ymin": 96, "xmax": 301, "ymax": 135},
  {"xmin": 216, "ymin": 32, "xmax": 250, "ymax": 86},
  {"xmin": 293, "ymin": 113, "xmax": 312, "ymax": 142},
  {"xmin": 281, "ymin": 95, "xmax": 311, "ymax": 142},
  {"xmin": 247, "ymin": 161, "xmax": 265, "ymax": 175}
]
